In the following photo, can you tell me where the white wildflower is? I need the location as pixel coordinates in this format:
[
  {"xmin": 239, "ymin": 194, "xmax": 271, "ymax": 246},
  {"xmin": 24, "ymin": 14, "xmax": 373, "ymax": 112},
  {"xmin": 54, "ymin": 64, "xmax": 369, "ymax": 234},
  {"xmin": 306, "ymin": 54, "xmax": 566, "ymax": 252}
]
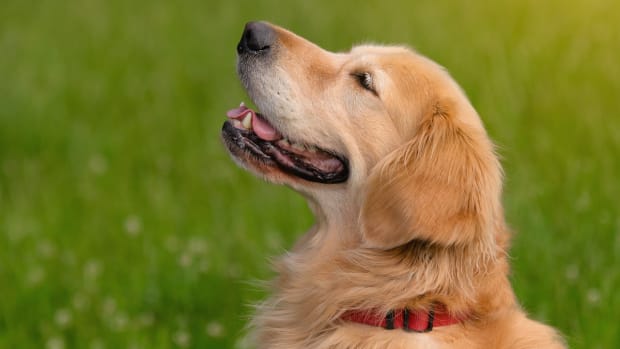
[
  {"xmin": 136, "ymin": 312, "xmax": 155, "ymax": 327},
  {"xmin": 26, "ymin": 266, "xmax": 45, "ymax": 286},
  {"xmin": 72, "ymin": 292, "xmax": 89, "ymax": 311},
  {"xmin": 101, "ymin": 297, "xmax": 117, "ymax": 317},
  {"xmin": 84, "ymin": 259, "xmax": 103, "ymax": 280},
  {"xmin": 112, "ymin": 312, "xmax": 129, "ymax": 331},
  {"xmin": 586, "ymin": 288, "xmax": 601, "ymax": 305},
  {"xmin": 206, "ymin": 321, "xmax": 224, "ymax": 337},
  {"xmin": 54, "ymin": 308, "xmax": 72, "ymax": 328},
  {"xmin": 37, "ymin": 240, "xmax": 56, "ymax": 259},
  {"xmin": 89, "ymin": 154, "xmax": 108, "ymax": 175},
  {"xmin": 46, "ymin": 336, "xmax": 65, "ymax": 349},
  {"xmin": 173, "ymin": 330, "xmax": 191, "ymax": 347},
  {"xmin": 178, "ymin": 252, "xmax": 192, "ymax": 268},
  {"xmin": 187, "ymin": 236, "xmax": 208, "ymax": 255},
  {"xmin": 564, "ymin": 264, "xmax": 579, "ymax": 282},
  {"xmin": 124, "ymin": 215, "xmax": 142, "ymax": 237}
]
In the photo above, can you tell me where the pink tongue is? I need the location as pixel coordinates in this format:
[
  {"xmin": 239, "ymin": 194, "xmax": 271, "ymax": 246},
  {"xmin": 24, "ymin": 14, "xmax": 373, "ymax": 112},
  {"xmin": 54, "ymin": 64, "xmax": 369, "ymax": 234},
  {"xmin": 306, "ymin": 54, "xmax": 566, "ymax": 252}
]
[
  {"xmin": 226, "ymin": 105, "xmax": 251, "ymax": 118},
  {"xmin": 226, "ymin": 105, "xmax": 282, "ymax": 141},
  {"xmin": 252, "ymin": 114, "xmax": 282, "ymax": 141}
]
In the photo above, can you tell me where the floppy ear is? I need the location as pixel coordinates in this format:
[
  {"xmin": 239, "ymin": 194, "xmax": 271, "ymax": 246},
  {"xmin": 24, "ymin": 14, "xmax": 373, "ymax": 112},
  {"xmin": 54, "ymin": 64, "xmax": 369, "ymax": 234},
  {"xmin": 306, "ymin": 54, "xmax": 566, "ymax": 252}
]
[{"xmin": 360, "ymin": 100, "xmax": 502, "ymax": 249}]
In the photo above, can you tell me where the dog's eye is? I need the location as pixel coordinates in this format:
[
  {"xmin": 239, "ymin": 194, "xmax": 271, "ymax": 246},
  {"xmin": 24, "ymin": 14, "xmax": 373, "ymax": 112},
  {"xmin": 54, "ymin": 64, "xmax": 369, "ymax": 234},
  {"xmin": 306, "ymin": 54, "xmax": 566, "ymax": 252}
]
[{"xmin": 353, "ymin": 72, "xmax": 376, "ymax": 93}]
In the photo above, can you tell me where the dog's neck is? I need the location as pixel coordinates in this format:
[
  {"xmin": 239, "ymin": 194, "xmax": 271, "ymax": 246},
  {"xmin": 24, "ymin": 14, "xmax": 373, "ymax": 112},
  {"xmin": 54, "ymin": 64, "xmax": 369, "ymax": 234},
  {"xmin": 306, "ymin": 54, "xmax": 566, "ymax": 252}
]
[{"xmin": 303, "ymin": 192, "xmax": 363, "ymax": 245}]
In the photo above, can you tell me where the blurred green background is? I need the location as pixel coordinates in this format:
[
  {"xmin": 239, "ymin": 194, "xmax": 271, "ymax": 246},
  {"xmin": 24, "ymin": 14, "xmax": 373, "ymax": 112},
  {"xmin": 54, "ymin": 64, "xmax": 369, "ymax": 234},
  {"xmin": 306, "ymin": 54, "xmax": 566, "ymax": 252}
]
[{"xmin": 1, "ymin": 0, "xmax": 618, "ymax": 348}]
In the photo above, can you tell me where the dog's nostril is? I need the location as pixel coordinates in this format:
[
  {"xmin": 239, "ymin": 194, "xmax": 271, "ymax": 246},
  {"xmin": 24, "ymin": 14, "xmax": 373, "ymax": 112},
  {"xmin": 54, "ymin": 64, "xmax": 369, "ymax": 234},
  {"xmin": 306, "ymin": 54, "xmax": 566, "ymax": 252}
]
[{"xmin": 237, "ymin": 21, "xmax": 276, "ymax": 54}]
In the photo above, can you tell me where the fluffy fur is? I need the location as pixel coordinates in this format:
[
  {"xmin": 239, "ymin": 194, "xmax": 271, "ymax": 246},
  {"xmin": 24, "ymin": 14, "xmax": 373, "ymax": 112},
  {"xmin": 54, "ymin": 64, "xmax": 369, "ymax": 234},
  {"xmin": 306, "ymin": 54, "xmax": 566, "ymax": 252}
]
[{"xmin": 225, "ymin": 22, "xmax": 565, "ymax": 349}]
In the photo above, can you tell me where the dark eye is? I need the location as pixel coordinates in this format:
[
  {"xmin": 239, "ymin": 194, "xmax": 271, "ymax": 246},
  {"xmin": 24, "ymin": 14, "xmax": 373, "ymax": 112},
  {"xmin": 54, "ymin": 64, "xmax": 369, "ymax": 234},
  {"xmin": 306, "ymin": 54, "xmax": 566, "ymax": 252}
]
[{"xmin": 353, "ymin": 72, "xmax": 375, "ymax": 93}]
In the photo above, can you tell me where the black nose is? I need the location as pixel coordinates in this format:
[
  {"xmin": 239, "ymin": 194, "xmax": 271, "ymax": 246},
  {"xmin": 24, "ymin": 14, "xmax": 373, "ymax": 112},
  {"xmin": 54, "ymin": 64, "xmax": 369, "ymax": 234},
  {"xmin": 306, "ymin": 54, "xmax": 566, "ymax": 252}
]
[{"xmin": 237, "ymin": 21, "xmax": 276, "ymax": 55}]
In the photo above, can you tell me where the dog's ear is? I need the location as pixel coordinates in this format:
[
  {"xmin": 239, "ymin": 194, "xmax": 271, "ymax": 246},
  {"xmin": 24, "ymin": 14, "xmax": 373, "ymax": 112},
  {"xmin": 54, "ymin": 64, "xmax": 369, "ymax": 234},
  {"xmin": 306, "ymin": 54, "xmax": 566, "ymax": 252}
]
[{"xmin": 360, "ymin": 99, "xmax": 502, "ymax": 249}]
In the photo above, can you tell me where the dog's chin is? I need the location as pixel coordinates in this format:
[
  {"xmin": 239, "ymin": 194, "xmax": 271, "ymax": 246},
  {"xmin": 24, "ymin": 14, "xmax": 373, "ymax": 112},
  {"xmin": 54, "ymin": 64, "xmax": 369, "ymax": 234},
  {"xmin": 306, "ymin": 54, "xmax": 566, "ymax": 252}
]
[{"xmin": 221, "ymin": 111, "xmax": 349, "ymax": 185}]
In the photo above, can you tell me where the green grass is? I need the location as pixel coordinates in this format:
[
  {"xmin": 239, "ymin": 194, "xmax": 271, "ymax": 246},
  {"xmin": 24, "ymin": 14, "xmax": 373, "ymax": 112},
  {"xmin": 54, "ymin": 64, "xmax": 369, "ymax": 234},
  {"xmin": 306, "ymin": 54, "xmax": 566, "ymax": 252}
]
[{"xmin": 1, "ymin": 0, "xmax": 618, "ymax": 348}]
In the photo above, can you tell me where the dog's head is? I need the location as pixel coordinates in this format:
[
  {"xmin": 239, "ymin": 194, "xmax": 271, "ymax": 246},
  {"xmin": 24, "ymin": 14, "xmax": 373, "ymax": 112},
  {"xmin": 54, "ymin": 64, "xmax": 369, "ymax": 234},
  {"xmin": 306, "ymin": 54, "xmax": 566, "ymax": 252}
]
[{"xmin": 222, "ymin": 22, "xmax": 503, "ymax": 250}]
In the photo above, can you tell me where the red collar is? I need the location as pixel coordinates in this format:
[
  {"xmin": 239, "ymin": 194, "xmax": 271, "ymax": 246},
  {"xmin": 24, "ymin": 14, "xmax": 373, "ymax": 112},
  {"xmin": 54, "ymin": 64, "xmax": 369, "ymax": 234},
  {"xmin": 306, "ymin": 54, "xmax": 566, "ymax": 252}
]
[{"xmin": 341, "ymin": 304, "xmax": 463, "ymax": 332}]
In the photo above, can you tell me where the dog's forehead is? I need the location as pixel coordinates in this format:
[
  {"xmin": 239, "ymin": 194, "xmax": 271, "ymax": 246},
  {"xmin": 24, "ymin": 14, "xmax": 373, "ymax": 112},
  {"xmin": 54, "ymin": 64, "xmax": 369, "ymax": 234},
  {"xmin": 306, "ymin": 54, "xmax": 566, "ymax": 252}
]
[
  {"xmin": 349, "ymin": 44, "xmax": 414, "ymax": 58},
  {"xmin": 344, "ymin": 44, "xmax": 421, "ymax": 70}
]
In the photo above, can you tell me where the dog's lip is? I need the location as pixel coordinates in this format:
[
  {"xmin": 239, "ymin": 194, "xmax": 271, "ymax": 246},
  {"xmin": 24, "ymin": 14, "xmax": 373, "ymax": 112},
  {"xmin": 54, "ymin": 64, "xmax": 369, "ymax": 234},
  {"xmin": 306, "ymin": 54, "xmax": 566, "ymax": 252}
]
[{"xmin": 222, "ymin": 104, "xmax": 349, "ymax": 184}]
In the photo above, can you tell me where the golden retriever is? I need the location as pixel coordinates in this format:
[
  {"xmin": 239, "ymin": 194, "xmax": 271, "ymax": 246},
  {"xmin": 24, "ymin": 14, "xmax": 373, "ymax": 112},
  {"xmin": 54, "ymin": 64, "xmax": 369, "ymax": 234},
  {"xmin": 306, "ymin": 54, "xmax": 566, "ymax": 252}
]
[{"xmin": 222, "ymin": 21, "xmax": 565, "ymax": 349}]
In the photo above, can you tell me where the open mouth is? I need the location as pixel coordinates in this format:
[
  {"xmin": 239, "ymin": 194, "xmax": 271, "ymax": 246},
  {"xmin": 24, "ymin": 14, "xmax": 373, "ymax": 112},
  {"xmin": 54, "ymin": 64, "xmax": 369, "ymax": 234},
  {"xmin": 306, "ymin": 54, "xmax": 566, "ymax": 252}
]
[{"xmin": 221, "ymin": 103, "xmax": 349, "ymax": 184}]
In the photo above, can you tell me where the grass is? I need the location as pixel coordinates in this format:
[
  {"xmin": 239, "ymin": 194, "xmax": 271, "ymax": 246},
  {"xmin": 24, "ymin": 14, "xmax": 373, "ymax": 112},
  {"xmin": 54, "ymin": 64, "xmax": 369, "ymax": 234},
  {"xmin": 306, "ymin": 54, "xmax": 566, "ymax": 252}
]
[{"xmin": 0, "ymin": 0, "xmax": 618, "ymax": 348}]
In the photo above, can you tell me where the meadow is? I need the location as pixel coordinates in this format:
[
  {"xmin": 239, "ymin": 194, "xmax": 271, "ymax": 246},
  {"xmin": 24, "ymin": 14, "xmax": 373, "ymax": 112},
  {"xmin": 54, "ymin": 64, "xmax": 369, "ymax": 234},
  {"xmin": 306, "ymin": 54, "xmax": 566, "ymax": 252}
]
[{"xmin": 1, "ymin": 0, "xmax": 618, "ymax": 348}]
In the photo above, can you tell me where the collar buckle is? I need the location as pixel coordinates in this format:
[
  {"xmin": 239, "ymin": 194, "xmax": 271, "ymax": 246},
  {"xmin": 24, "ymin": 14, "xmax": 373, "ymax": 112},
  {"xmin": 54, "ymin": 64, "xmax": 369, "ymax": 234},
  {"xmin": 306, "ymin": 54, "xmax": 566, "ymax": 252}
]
[
  {"xmin": 383, "ymin": 307, "xmax": 435, "ymax": 332},
  {"xmin": 401, "ymin": 307, "xmax": 435, "ymax": 333}
]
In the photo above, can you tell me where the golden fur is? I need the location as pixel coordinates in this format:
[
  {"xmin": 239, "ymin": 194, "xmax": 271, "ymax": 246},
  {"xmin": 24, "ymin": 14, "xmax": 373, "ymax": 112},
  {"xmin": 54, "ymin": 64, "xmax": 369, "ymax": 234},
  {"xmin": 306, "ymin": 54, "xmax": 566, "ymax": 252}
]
[{"xmin": 226, "ymin": 22, "xmax": 565, "ymax": 348}]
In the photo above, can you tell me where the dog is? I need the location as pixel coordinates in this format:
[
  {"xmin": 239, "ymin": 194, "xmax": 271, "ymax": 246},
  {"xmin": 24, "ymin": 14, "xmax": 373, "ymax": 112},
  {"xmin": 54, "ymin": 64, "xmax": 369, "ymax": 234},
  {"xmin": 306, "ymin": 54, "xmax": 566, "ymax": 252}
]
[{"xmin": 222, "ymin": 21, "xmax": 565, "ymax": 349}]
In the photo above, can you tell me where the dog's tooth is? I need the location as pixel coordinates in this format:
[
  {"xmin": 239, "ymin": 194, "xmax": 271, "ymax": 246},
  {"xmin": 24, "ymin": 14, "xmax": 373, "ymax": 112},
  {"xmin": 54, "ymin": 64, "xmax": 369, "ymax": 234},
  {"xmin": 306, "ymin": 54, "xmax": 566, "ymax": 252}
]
[
  {"xmin": 232, "ymin": 119, "xmax": 242, "ymax": 128},
  {"xmin": 239, "ymin": 101, "xmax": 245, "ymax": 107},
  {"xmin": 280, "ymin": 138, "xmax": 290, "ymax": 147},
  {"xmin": 307, "ymin": 145, "xmax": 318, "ymax": 153},
  {"xmin": 241, "ymin": 112, "xmax": 252, "ymax": 129}
]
